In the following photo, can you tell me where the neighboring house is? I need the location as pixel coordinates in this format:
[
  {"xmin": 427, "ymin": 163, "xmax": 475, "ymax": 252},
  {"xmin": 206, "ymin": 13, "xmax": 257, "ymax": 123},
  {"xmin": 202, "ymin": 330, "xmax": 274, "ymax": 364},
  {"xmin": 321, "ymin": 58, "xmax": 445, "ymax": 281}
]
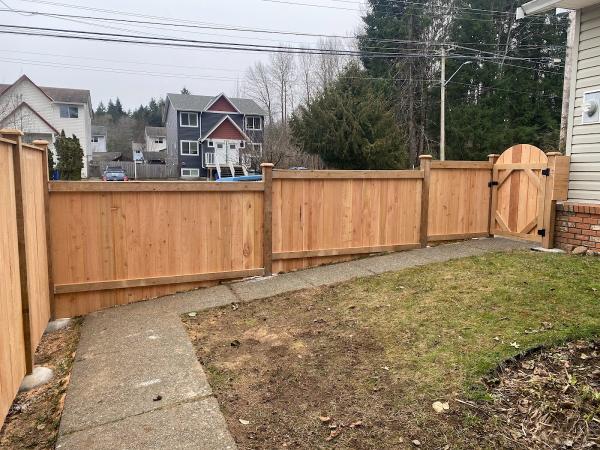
[
  {"xmin": 164, "ymin": 92, "xmax": 266, "ymax": 179},
  {"xmin": 0, "ymin": 75, "xmax": 93, "ymax": 178},
  {"xmin": 520, "ymin": 0, "xmax": 600, "ymax": 252},
  {"xmin": 145, "ymin": 126, "xmax": 167, "ymax": 152},
  {"xmin": 91, "ymin": 125, "xmax": 107, "ymax": 153}
]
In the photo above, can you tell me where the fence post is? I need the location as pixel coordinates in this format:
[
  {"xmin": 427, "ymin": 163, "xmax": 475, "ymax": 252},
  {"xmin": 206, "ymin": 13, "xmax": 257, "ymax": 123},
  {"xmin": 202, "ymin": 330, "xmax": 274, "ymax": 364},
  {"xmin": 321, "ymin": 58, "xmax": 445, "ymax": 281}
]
[
  {"xmin": 419, "ymin": 155, "xmax": 432, "ymax": 248},
  {"xmin": 33, "ymin": 140, "xmax": 56, "ymax": 320},
  {"xmin": 487, "ymin": 154, "xmax": 500, "ymax": 237},
  {"xmin": 1, "ymin": 129, "xmax": 33, "ymax": 373},
  {"xmin": 541, "ymin": 152, "xmax": 561, "ymax": 249},
  {"xmin": 261, "ymin": 163, "xmax": 274, "ymax": 276}
]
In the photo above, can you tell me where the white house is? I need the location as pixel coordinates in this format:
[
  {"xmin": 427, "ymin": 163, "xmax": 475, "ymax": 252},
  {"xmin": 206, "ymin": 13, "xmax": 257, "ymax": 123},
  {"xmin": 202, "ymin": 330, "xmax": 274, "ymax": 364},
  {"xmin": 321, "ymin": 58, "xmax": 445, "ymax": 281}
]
[
  {"xmin": 91, "ymin": 125, "xmax": 107, "ymax": 153},
  {"xmin": 520, "ymin": 0, "xmax": 600, "ymax": 253},
  {"xmin": 145, "ymin": 126, "xmax": 167, "ymax": 153},
  {"xmin": 0, "ymin": 75, "xmax": 93, "ymax": 177}
]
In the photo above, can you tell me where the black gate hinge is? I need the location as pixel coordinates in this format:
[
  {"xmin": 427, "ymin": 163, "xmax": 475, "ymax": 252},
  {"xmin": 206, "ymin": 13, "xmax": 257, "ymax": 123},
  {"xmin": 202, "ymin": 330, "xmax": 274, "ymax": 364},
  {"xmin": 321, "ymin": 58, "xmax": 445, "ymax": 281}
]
[
  {"xmin": 488, "ymin": 180, "xmax": 499, "ymax": 188},
  {"xmin": 537, "ymin": 229, "xmax": 546, "ymax": 237},
  {"xmin": 541, "ymin": 168, "xmax": 550, "ymax": 176}
]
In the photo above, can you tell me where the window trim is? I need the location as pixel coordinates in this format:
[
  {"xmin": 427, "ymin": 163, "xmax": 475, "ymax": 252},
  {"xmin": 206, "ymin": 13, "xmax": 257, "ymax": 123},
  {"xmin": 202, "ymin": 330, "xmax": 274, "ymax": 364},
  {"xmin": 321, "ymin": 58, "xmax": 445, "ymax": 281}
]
[
  {"xmin": 252, "ymin": 143, "xmax": 263, "ymax": 154},
  {"xmin": 154, "ymin": 137, "xmax": 165, "ymax": 144},
  {"xmin": 181, "ymin": 168, "xmax": 200, "ymax": 177},
  {"xmin": 179, "ymin": 111, "xmax": 199, "ymax": 127},
  {"xmin": 180, "ymin": 140, "xmax": 200, "ymax": 156},
  {"xmin": 59, "ymin": 104, "xmax": 79, "ymax": 119},
  {"xmin": 245, "ymin": 116, "xmax": 262, "ymax": 131},
  {"xmin": 207, "ymin": 140, "xmax": 215, "ymax": 148},
  {"xmin": 91, "ymin": 136, "xmax": 100, "ymax": 143}
]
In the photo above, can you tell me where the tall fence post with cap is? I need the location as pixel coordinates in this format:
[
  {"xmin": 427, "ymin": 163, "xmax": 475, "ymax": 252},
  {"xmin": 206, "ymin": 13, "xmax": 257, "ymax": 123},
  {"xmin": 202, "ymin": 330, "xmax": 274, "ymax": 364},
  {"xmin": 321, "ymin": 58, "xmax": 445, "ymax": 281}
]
[
  {"xmin": 2, "ymin": 129, "xmax": 34, "ymax": 373},
  {"xmin": 32, "ymin": 139, "xmax": 56, "ymax": 320},
  {"xmin": 261, "ymin": 163, "xmax": 274, "ymax": 276},
  {"xmin": 419, "ymin": 155, "xmax": 432, "ymax": 248}
]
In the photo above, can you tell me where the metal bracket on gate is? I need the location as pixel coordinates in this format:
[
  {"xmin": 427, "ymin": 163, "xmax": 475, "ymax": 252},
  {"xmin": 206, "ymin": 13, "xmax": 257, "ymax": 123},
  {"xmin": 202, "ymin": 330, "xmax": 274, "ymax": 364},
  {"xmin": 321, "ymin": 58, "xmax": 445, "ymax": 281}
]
[
  {"xmin": 488, "ymin": 180, "xmax": 499, "ymax": 188},
  {"xmin": 537, "ymin": 229, "xmax": 546, "ymax": 237},
  {"xmin": 541, "ymin": 168, "xmax": 550, "ymax": 177}
]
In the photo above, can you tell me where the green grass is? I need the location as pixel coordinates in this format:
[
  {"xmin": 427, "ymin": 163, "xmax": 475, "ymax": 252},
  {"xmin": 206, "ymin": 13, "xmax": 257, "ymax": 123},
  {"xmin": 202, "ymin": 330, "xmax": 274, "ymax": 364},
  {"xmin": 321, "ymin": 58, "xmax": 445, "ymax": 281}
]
[{"xmin": 328, "ymin": 251, "xmax": 600, "ymax": 398}]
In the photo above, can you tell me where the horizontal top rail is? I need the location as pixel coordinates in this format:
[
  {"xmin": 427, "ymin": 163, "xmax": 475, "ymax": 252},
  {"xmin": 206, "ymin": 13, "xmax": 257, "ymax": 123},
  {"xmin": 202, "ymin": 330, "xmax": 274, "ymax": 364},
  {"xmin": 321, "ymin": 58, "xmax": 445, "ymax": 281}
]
[
  {"xmin": 431, "ymin": 161, "xmax": 492, "ymax": 169},
  {"xmin": 273, "ymin": 169, "xmax": 424, "ymax": 179},
  {"xmin": 49, "ymin": 181, "xmax": 265, "ymax": 192},
  {"xmin": 494, "ymin": 163, "xmax": 547, "ymax": 170},
  {"xmin": 0, "ymin": 137, "xmax": 17, "ymax": 145},
  {"xmin": 21, "ymin": 143, "xmax": 46, "ymax": 152}
]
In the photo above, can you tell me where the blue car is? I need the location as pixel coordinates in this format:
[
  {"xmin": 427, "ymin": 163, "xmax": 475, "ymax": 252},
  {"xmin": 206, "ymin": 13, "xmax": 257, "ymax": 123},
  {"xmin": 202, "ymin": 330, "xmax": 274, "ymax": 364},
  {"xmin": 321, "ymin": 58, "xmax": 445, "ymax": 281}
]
[{"xmin": 216, "ymin": 175, "xmax": 262, "ymax": 182}]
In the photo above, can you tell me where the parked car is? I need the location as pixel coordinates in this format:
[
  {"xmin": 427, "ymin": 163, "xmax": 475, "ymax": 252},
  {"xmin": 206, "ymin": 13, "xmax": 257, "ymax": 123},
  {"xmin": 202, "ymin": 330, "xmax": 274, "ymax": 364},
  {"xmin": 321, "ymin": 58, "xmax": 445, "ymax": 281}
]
[
  {"xmin": 216, "ymin": 175, "xmax": 262, "ymax": 182},
  {"xmin": 102, "ymin": 166, "xmax": 129, "ymax": 181}
]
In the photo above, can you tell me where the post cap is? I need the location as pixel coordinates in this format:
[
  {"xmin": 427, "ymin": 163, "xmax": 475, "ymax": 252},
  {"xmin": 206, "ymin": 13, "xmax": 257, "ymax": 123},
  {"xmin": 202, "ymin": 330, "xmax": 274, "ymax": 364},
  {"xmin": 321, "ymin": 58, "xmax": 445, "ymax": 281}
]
[
  {"xmin": 0, "ymin": 128, "xmax": 24, "ymax": 136},
  {"xmin": 32, "ymin": 140, "xmax": 49, "ymax": 146},
  {"xmin": 260, "ymin": 163, "xmax": 274, "ymax": 168},
  {"xmin": 487, "ymin": 154, "xmax": 500, "ymax": 158},
  {"xmin": 418, "ymin": 154, "xmax": 433, "ymax": 160},
  {"xmin": 546, "ymin": 152, "xmax": 562, "ymax": 156}
]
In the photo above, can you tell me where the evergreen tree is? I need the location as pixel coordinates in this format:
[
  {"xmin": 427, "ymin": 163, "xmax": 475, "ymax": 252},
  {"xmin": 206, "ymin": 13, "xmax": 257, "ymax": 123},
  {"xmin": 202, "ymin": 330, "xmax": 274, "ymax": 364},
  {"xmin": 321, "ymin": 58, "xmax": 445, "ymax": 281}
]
[
  {"xmin": 107, "ymin": 98, "xmax": 126, "ymax": 122},
  {"xmin": 95, "ymin": 101, "xmax": 106, "ymax": 116},
  {"xmin": 290, "ymin": 64, "xmax": 408, "ymax": 169},
  {"xmin": 47, "ymin": 149, "xmax": 54, "ymax": 177},
  {"xmin": 55, "ymin": 131, "xmax": 84, "ymax": 180}
]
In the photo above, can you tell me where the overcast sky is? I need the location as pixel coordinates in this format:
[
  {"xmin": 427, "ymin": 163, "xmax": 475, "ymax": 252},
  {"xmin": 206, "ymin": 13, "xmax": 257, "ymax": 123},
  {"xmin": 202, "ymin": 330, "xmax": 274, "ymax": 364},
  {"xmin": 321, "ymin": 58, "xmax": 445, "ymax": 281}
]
[{"xmin": 0, "ymin": 0, "xmax": 365, "ymax": 110}]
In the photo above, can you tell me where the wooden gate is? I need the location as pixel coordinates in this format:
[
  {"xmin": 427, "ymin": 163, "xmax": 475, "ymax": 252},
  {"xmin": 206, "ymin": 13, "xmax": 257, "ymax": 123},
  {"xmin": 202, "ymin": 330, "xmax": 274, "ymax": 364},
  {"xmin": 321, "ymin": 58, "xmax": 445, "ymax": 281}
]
[{"xmin": 490, "ymin": 145, "xmax": 549, "ymax": 243}]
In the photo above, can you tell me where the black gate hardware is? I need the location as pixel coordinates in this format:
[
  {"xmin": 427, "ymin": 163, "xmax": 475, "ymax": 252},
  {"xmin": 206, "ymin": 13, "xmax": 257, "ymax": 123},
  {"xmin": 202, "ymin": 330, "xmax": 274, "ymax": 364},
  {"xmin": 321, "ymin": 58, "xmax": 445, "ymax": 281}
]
[
  {"xmin": 537, "ymin": 229, "xmax": 546, "ymax": 237},
  {"xmin": 541, "ymin": 168, "xmax": 550, "ymax": 176},
  {"xmin": 488, "ymin": 180, "xmax": 499, "ymax": 188}
]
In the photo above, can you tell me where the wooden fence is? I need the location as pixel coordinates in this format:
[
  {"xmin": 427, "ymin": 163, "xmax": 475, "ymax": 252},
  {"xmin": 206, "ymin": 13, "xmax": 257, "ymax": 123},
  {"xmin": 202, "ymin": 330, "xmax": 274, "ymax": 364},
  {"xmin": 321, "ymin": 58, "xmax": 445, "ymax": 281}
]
[
  {"xmin": 88, "ymin": 161, "xmax": 179, "ymax": 179},
  {"xmin": 0, "ymin": 131, "xmax": 52, "ymax": 426},
  {"xmin": 0, "ymin": 133, "xmax": 569, "ymax": 426}
]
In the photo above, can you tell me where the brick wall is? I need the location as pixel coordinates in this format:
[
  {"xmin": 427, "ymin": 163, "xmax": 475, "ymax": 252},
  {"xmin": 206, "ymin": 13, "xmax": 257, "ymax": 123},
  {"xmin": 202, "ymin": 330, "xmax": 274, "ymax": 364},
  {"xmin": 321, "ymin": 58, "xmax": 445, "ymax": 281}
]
[{"xmin": 554, "ymin": 203, "xmax": 600, "ymax": 255}]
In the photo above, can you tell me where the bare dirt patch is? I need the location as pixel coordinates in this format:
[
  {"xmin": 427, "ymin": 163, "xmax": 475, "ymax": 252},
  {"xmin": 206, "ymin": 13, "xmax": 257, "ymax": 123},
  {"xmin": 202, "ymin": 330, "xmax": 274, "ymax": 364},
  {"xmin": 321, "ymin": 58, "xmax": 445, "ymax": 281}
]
[
  {"xmin": 183, "ymin": 252, "xmax": 600, "ymax": 449},
  {"xmin": 0, "ymin": 319, "xmax": 82, "ymax": 450}
]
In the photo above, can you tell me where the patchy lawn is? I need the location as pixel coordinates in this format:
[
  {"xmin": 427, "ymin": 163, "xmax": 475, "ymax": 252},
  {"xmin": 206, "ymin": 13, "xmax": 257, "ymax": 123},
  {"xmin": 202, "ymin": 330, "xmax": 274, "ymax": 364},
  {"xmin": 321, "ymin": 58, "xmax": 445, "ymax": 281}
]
[
  {"xmin": 184, "ymin": 251, "xmax": 600, "ymax": 449},
  {"xmin": 0, "ymin": 319, "xmax": 82, "ymax": 450}
]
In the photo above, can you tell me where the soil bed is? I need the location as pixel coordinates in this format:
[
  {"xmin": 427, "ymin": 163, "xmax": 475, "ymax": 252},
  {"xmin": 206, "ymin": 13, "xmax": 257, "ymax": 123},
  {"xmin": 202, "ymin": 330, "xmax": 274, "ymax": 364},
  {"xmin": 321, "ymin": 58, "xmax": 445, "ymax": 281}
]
[
  {"xmin": 184, "ymin": 252, "xmax": 600, "ymax": 449},
  {"xmin": 0, "ymin": 319, "xmax": 82, "ymax": 450}
]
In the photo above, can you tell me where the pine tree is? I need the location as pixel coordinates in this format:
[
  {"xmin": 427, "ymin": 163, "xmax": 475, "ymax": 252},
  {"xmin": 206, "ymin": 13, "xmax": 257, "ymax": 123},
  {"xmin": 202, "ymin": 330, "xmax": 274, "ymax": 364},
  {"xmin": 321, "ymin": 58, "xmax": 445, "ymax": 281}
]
[
  {"xmin": 95, "ymin": 101, "xmax": 106, "ymax": 116},
  {"xmin": 55, "ymin": 131, "xmax": 84, "ymax": 180},
  {"xmin": 290, "ymin": 64, "xmax": 408, "ymax": 169}
]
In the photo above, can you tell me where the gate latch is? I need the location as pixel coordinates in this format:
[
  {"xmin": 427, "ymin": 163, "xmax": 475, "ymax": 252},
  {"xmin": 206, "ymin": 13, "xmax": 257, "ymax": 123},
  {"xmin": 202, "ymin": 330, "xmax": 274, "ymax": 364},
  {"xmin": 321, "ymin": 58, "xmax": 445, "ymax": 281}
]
[
  {"xmin": 541, "ymin": 168, "xmax": 550, "ymax": 176},
  {"xmin": 488, "ymin": 180, "xmax": 499, "ymax": 188},
  {"xmin": 537, "ymin": 229, "xmax": 546, "ymax": 237}
]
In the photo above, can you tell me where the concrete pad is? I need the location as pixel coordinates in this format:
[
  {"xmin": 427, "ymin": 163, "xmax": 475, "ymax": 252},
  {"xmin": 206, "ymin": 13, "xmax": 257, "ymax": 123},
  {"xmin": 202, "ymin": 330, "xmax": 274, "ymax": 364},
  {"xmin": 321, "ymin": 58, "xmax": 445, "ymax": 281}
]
[
  {"xmin": 60, "ymin": 335, "xmax": 212, "ymax": 434},
  {"xmin": 230, "ymin": 272, "xmax": 313, "ymax": 302},
  {"xmin": 466, "ymin": 237, "xmax": 531, "ymax": 251},
  {"xmin": 19, "ymin": 366, "xmax": 53, "ymax": 392},
  {"xmin": 296, "ymin": 260, "xmax": 374, "ymax": 286},
  {"xmin": 56, "ymin": 396, "xmax": 236, "ymax": 450},
  {"xmin": 352, "ymin": 251, "xmax": 430, "ymax": 274},
  {"xmin": 153, "ymin": 284, "xmax": 238, "ymax": 314}
]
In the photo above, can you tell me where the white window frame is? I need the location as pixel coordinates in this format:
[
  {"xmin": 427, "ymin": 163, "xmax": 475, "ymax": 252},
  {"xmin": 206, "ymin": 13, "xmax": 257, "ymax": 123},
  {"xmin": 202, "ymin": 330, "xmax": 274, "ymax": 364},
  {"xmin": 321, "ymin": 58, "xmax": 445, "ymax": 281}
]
[
  {"xmin": 180, "ymin": 112, "xmax": 198, "ymax": 127},
  {"xmin": 180, "ymin": 140, "xmax": 199, "ymax": 156},
  {"xmin": 91, "ymin": 136, "xmax": 100, "ymax": 143},
  {"xmin": 245, "ymin": 116, "xmax": 262, "ymax": 131},
  {"xmin": 154, "ymin": 137, "xmax": 165, "ymax": 144},
  {"xmin": 252, "ymin": 143, "xmax": 263, "ymax": 154},
  {"xmin": 59, "ymin": 104, "xmax": 79, "ymax": 119},
  {"xmin": 207, "ymin": 140, "xmax": 215, "ymax": 148},
  {"xmin": 181, "ymin": 168, "xmax": 200, "ymax": 177}
]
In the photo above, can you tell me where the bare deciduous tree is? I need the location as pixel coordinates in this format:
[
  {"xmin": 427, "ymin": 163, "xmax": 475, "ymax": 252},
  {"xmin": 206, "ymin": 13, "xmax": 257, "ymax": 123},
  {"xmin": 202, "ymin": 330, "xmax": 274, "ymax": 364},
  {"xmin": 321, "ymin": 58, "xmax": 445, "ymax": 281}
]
[
  {"xmin": 269, "ymin": 50, "xmax": 296, "ymax": 123},
  {"xmin": 244, "ymin": 61, "xmax": 275, "ymax": 125}
]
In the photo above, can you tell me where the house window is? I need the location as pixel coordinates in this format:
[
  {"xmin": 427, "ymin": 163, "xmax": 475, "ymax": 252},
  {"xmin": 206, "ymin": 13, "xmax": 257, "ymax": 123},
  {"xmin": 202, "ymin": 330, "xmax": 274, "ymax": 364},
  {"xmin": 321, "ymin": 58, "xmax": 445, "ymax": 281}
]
[
  {"xmin": 246, "ymin": 116, "xmax": 261, "ymax": 130},
  {"xmin": 252, "ymin": 143, "xmax": 263, "ymax": 154},
  {"xmin": 59, "ymin": 104, "xmax": 79, "ymax": 118},
  {"xmin": 180, "ymin": 112, "xmax": 198, "ymax": 127},
  {"xmin": 154, "ymin": 137, "xmax": 164, "ymax": 144},
  {"xmin": 207, "ymin": 140, "xmax": 215, "ymax": 148},
  {"xmin": 180, "ymin": 140, "xmax": 199, "ymax": 155},
  {"xmin": 181, "ymin": 168, "xmax": 200, "ymax": 177},
  {"xmin": 91, "ymin": 136, "xmax": 100, "ymax": 143}
]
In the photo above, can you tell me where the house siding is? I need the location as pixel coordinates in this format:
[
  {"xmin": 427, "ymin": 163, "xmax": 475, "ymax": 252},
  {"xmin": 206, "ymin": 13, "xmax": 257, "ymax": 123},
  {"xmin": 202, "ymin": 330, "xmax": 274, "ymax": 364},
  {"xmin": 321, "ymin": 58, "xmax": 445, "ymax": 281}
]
[
  {"xmin": 568, "ymin": 5, "xmax": 600, "ymax": 203},
  {"xmin": 178, "ymin": 111, "xmax": 202, "ymax": 173}
]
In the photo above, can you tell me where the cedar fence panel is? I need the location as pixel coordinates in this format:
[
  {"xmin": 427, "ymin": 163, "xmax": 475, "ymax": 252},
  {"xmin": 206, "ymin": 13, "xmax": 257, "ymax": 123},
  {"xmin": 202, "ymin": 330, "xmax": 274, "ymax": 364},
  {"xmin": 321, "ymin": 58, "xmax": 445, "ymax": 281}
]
[
  {"xmin": 49, "ymin": 183, "xmax": 264, "ymax": 317},
  {"xmin": 270, "ymin": 170, "xmax": 424, "ymax": 273},
  {"xmin": 0, "ymin": 138, "xmax": 27, "ymax": 426},
  {"xmin": 428, "ymin": 161, "xmax": 493, "ymax": 241}
]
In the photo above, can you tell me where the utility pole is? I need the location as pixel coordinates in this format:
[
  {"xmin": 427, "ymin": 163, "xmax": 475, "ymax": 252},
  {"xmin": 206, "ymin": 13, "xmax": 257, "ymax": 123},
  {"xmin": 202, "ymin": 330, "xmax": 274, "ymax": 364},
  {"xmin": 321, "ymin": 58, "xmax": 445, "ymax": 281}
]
[
  {"xmin": 559, "ymin": 10, "xmax": 576, "ymax": 153},
  {"xmin": 440, "ymin": 47, "xmax": 446, "ymax": 161}
]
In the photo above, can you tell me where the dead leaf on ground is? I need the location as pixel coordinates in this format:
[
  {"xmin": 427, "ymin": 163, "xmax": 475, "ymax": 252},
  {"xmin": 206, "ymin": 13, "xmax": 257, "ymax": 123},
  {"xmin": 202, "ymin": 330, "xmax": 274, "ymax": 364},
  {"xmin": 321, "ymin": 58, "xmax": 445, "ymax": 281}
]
[
  {"xmin": 432, "ymin": 401, "xmax": 450, "ymax": 413},
  {"xmin": 239, "ymin": 419, "xmax": 250, "ymax": 425}
]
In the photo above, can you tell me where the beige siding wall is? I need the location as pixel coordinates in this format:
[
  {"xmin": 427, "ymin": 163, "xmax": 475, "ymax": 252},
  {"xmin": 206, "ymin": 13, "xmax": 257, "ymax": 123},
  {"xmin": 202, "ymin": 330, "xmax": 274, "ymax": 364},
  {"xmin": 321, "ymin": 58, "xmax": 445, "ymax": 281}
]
[{"xmin": 568, "ymin": 5, "xmax": 600, "ymax": 203}]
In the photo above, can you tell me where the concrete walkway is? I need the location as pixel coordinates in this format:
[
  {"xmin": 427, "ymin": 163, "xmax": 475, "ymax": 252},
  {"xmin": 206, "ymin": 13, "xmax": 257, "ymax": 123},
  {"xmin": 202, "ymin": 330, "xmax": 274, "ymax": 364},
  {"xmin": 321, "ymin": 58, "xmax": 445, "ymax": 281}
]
[{"xmin": 55, "ymin": 238, "xmax": 530, "ymax": 450}]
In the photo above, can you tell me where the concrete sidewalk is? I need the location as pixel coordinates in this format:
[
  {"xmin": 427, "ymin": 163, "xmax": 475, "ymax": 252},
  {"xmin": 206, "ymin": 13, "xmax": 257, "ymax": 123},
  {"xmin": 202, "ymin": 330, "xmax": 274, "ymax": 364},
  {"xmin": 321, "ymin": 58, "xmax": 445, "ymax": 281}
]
[{"xmin": 55, "ymin": 238, "xmax": 530, "ymax": 450}]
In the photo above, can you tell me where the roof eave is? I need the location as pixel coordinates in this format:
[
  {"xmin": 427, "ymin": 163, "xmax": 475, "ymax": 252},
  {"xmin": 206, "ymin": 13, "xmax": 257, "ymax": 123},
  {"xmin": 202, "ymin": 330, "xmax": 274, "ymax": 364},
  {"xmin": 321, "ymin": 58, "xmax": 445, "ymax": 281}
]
[{"xmin": 519, "ymin": 0, "xmax": 600, "ymax": 15}]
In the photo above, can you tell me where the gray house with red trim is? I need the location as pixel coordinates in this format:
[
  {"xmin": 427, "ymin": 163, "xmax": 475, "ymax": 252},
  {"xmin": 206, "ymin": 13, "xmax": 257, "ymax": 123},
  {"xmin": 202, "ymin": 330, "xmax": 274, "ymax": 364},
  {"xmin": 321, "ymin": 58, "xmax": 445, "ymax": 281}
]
[{"xmin": 164, "ymin": 92, "xmax": 266, "ymax": 179}]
